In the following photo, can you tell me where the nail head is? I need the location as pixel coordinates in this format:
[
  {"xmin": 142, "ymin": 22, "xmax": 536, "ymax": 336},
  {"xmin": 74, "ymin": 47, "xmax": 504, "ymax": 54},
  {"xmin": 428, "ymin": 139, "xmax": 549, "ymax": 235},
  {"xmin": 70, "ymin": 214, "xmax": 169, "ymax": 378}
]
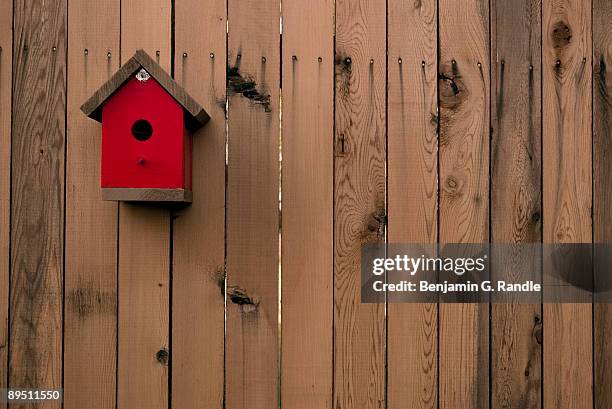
[
  {"xmin": 370, "ymin": 59, "xmax": 374, "ymax": 64},
  {"xmin": 84, "ymin": 49, "xmax": 89, "ymax": 55},
  {"xmin": 398, "ymin": 58, "xmax": 402, "ymax": 64},
  {"xmin": 210, "ymin": 52, "xmax": 215, "ymax": 59},
  {"xmin": 345, "ymin": 57, "xmax": 351, "ymax": 64},
  {"xmin": 318, "ymin": 57, "xmax": 322, "ymax": 62},
  {"xmin": 156, "ymin": 50, "xmax": 160, "ymax": 56},
  {"xmin": 183, "ymin": 52, "xmax": 188, "ymax": 58}
]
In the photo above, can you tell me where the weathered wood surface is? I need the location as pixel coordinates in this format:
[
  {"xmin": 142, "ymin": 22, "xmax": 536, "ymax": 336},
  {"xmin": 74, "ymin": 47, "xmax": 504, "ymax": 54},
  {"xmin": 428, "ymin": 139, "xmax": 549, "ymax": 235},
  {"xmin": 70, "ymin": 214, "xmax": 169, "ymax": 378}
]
[
  {"xmin": 64, "ymin": 1, "xmax": 119, "ymax": 408},
  {"xmin": 10, "ymin": 1, "xmax": 66, "ymax": 408},
  {"xmin": 438, "ymin": 0, "xmax": 490, "ymax": 407},
  {"xmin": 0, "ymin": 0, "xmax": 609, "ymax": 407},
  {"xmin": 0, "ymin": 0, "xmax": 11, "ymax": 398},
  {"xmin": 172, "ymin": 0, "xmax": 226, "ymax": 407},
  {"xmin": 334, "ymin": 0, "xmax": 387, "ymax": 407},
  {"xmin": 387, "ymin": 0, "xmax": 438, "ymax": 408},
  {"xmin": 490, "ymin": 0, "xmax": 542, "ymax": 408},
  {"xmin": 594, "ymin": 0, "xmax": 612, "ymax": 407},
  {"xmin": 226, "ymin": 0, "xmax": 281, "ymax": 406},
  {"xmin": 117, "ymin": 2, "xmax": 171, "ymax": 408},
  {"xmin": 281, "ymin": 0, "xmax": 334, "ymax": 407},
  {"xmin": 542, "ymin": 0, "xmax": 593, "ymax": 408},
  {"xmin": 101, "ymin": 188, "xmax": 192, "ymax": 203}
]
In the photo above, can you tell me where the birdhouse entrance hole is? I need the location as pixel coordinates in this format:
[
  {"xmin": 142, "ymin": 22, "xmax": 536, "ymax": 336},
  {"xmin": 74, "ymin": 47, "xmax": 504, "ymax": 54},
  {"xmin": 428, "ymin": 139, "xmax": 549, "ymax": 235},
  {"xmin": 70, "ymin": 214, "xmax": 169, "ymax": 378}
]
[{"xmin": 131, "ymin": 119, "xmax": 153, "ymax": 141}]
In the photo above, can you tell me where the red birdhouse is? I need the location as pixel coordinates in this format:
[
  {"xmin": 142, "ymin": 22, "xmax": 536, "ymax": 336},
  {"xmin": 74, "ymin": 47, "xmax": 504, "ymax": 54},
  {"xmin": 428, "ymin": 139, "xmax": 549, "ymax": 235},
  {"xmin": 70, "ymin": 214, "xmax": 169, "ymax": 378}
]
[{"xmin": 81, "ymin": 49, "xmax": 209, "ymax": 203}]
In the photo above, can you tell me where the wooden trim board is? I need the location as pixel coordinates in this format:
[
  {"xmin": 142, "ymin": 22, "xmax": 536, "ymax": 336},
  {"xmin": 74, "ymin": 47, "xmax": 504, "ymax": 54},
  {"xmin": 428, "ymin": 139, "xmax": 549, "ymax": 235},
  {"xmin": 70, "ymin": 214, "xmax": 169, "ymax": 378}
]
[{"xmin": 102, "ymin": 188, "xmax": 192, "ymax": 203}]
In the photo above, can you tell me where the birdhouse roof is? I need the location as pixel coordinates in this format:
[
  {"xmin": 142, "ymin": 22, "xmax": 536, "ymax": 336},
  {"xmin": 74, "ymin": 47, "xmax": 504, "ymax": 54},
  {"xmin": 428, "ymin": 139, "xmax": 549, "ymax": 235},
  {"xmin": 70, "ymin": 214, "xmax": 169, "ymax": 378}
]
[{"xmin": 81, "ymin": 49, "xmax": 210, "ymax": 130}]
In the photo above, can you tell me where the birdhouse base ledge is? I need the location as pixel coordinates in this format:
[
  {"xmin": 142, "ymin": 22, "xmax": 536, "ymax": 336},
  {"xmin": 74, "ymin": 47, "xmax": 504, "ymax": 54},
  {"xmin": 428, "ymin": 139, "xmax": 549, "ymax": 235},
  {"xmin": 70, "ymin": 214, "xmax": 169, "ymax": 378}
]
[{"xmin": 102, "ymin": 188, "xmax": 193, "ymax": 203}]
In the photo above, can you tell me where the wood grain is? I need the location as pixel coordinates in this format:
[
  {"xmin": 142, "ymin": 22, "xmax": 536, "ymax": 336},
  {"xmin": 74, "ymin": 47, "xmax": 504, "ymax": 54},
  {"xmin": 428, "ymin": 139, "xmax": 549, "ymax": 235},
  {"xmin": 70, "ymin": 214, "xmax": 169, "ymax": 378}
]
[
  {"xmin": 120, "ymin": 1, "xmax": 171, "ymax": 73},
  {"xmin": 117, "ymin": 205, "xmax": 169, "ymax": 409},
  {"xmin": 438, "ymin": 0, "xmax": 489, "ymax": 407},
  {"xmin": 101, "ymin": 188, "xmax": 192, "ymax": 203},
  {"xmin": 281, "ymin": 0, "xmax": 334, "ymax": 407},
  {"xmin": 387, "ymin": 0, "xmax": 438, "ymax": 408},
  {"xmin": 0, "ymin": 0, "xmax": 11, "ymax": 398},
  {"xmin": 64, "ymin": 1, "xmax": 119, "ymax": 408},
  {"xmin": 9, "ymin": 1, "xmax": 66, "ymax": 408},
  {"xmin": 542, "ymin": 0, "xmax": 592, "ymax": 408},
  {"xmin": 117, "ymin": 2, "xmax": 171, "ymax": 408},
  {"xmin": 226, "ymin": 0, "xmax": 280, "ymax": 406},
  {"xmin": 594, "ymin": 0, "xmax": 612, "ymax": 406},
  {"xmin": 334, "ymin": 0, "xmax": 386, "ymax": 407},
  {"xmin": 172, "ymin": 0, "xmax": 226, "ymax": 407},
  {"xmin": 490, "ymin": 0, "xmax": 542, "ymax": 407}
]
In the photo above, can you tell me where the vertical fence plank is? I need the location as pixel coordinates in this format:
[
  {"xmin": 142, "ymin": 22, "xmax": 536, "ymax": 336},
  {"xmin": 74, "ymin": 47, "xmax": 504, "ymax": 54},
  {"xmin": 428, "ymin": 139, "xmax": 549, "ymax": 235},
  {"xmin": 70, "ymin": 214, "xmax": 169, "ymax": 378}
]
[
  {"xmin": 334, "ymin": 0, "xmax": 386, "ymax": 407},
  {"xmin": 226, "ymin": 0, "xmax": 280, "ymax": 406},
  {"xmin": 438, "ymin": 0, "xmax": 490, "ymax": 408},
  {"xmin": 542, "ymin": 0, "xmax": 592, "ymax": 408},
  {"xmin": 0, "ymin": 0, "xmax": 11, "ymax": 399},
  {"xmin": 172, "ymin": 1, "xmax": 226, "ymax": 408},
  {"xmin": 594, "ymin": 0, "xmax": 612, "ymax": 406},
  {"xmin": 387, "ymin": 0, "xmax": 438, "ymax": 408},
  {"xmin": 281, "ymin": 0, "xmax": 334, "ymax": 407},
  {"xmin": 9, "ymin": 1, "xmax": 66, "ymax": 408},
  {"xmin": 64, "ymin": 1, "xmax": 119, "ymax": 408},
  {"xmin": 118, "ymin": 2, "xmax": 172, "ymax": 408},
  {"xmin": 490, "ymin": 0, "xmax": 542, "ymax": 408}
]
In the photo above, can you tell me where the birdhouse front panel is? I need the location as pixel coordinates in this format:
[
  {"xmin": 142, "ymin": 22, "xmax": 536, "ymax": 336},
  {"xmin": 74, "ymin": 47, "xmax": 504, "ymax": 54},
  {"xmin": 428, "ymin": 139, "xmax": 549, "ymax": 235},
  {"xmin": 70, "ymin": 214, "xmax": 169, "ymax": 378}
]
[{"xmin": 101, "ymin": 75, "xmax": 191, "ymax": 190}]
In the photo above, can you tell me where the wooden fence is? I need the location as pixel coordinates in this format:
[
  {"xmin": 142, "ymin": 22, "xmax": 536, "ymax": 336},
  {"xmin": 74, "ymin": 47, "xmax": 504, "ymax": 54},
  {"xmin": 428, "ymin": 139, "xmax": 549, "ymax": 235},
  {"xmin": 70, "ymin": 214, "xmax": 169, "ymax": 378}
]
[{"xmin": 0, "ymin": 0, "xmax": 610, "ymax": 408}]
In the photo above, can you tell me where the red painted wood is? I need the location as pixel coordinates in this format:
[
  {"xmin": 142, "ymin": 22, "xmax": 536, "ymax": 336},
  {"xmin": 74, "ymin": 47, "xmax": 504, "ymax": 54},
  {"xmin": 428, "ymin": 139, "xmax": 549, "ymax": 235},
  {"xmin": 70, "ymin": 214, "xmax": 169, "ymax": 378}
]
[{"xmin": 101, "ymin": 75, "xmax": 190, "ymax": 189}]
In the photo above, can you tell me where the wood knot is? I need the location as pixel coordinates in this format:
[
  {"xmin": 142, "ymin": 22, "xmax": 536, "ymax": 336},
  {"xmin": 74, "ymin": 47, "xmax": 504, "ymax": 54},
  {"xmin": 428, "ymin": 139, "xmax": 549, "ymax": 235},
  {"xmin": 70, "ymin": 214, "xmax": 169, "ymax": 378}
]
[
  {"xmin": 156, "ymin": 348, "xmax": 169, "ymax": 366},
  {"xmin": 214, "ymin": 268, "xmax": 226, "ymax": 297},
  {"xmin": 551, "ymin": 21, "xmax": 572, "ymax": 49},
  {"xmin": 533, "ymin": 316, "xmax": 542, "ymax": 345},
  {"xmin": 443, "ymin": 176, "xmax": 463, "ymax": 197},
  {"xmin": 531, "ymin": 212, "xmax": 541, "ymax": 223},
  {"xmin": 366, "ymin": 210, "xmax": 387, "ymax": 237},
  {"xmin": 227, "ymin": 66, "xmax": 271, "ymax": 112},
  {"xmin": 439, "ymin": 63, "xmax": 467, "ymax": 109},
  {"xmin": 228, "ymin": 285, "xmax": 258, "ymax": 313},
  {"xmin": 335, "ymin": 54, "xmax": 352, "ymax": 69},
  {"xmin": 367, "ymin": 217, "xmax": 379, "ymax": 232},
  {"xmin": 335, "ymin": 54, "xmax": 352, "ymax": 96}
]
